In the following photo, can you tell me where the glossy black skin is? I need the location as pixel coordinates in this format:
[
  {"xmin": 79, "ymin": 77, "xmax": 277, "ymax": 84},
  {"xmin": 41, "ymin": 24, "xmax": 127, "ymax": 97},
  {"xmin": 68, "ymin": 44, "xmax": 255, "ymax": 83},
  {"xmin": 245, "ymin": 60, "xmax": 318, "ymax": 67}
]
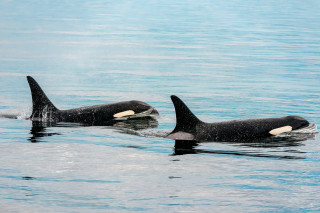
[
  {"xmin": 192, "ymin": 116, "xmax": 309, "ymax": 141},
  {"xmin": 58, "ymin": 101, "xmax": 157, "ymax": 125},
  {"xmin": 168, "ymin": 95, "xmax": 310, "ymax": 142},
  {"xmin": 27, "ymin": 76, "xmax": 158, "ymax": 125}
]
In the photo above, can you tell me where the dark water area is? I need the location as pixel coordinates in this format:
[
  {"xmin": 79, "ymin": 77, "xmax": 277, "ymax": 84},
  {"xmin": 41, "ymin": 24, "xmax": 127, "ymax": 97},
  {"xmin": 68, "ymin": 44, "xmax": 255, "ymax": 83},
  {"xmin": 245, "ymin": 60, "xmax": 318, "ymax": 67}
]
[{"xmin": 1, "ymin": 0, "xmax": 320, "ymax": 212}]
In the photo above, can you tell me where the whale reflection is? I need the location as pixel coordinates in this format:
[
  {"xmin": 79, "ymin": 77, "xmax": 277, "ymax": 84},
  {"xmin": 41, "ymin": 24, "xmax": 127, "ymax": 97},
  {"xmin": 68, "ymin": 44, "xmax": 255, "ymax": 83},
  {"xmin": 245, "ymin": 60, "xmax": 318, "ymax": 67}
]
[
  {"xmin": 173, "ymin": 133, "xmax": 316, "ymax": 159},
  {"xmin": 111, "ymin": 117, "xmax": 158, "ymax": 130},
  {"xmin": 29, "ymin": 121, "xmax": 61, "ymax": 143},
  {"xmin": 29, "ymin": 117, "xmax": 158, "ymax": 143}
]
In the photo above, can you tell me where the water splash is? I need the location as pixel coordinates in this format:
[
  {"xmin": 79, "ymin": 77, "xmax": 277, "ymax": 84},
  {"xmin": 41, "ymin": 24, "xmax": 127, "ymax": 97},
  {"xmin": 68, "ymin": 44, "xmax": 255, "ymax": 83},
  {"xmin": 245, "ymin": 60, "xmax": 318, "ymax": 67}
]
[
  {"xmin": 291, "ymin": 123, "xmax": 318, "ymax": 134},
  {"xmin": 30, "ymin": 105, "xmax": 58, "ymax": 122},
  {"xmin": 0, "ymin": 109, "xmax": 30, "ymax": 120}
]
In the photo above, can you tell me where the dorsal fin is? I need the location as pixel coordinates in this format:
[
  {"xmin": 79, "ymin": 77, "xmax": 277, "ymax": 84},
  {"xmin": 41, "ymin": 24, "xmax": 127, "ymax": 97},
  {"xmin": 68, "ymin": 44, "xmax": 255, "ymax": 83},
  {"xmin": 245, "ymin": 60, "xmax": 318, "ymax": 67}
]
[
  {"xmin": 169, "ymin": 95, "xmax": 202, "ymax": 134},
  {"xmin": 27, "ymin": 76, "xmax": 59, "ymax": 120}
]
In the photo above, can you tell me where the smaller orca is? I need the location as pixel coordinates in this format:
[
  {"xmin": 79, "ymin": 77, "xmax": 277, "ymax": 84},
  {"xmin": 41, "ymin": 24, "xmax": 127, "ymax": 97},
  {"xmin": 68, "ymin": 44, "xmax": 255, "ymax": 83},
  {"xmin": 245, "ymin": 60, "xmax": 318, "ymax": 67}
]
[
  {"xmin": 26, "ymin": 76, "xmax": 159, "ymax": 125},
  {"xmin": 167, "ymin": 95, "xmax": 311, "ymax": 142}
]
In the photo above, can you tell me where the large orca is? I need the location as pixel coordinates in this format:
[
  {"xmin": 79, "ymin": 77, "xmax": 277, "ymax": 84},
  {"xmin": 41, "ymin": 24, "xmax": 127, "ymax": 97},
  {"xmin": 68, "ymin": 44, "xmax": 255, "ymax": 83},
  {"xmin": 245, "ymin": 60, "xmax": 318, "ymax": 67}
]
[
  {"xmin": 167, "ymin": 95, "xmax": 311, "ymax": 142},
  {"xmin": 27, "ymin": 76, "xmax": 159, "ymax": 125}
]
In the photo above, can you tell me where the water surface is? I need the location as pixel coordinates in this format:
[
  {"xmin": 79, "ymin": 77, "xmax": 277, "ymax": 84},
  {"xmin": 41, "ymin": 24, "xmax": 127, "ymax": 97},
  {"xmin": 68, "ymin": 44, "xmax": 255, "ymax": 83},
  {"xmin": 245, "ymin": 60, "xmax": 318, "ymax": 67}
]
[{"xmin": 1, "ymin": 0, "xmax": 320, "ymax": 212}]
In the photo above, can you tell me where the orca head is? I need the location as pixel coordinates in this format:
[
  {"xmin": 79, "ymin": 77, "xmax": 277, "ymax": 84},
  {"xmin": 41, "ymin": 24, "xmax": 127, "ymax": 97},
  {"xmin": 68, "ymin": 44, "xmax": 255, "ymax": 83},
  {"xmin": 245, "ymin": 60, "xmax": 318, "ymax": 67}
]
[
  {"xmin": 112, "ymin": 100, "xmax": 159, "ymax": 122},
  {"xmin": 128, "ymin": 100, "xmax": 159, "ymax": 116},
  {"xmin": 285, "ymin": 115, "xmax": 310, "ymax": 130}
]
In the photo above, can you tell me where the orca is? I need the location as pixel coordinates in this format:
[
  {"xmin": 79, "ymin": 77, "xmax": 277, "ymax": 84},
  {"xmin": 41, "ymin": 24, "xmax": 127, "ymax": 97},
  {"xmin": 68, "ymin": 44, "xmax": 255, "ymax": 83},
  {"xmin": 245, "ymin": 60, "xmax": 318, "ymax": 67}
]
[
  {"xmin": 167, "ymin": 95, "xmax": 311, "ymax": 142},
  {"xmin": 26, "ymin": 76, "xmax": 159, "ymax": 125}
]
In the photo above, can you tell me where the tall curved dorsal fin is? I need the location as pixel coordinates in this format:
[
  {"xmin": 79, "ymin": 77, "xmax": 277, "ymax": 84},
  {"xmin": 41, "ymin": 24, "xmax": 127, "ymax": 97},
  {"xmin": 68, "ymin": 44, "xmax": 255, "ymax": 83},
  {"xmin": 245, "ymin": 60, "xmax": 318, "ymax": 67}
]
[
  {"xmin": 27, "ymin": 76, "xmax": 59, "ymax": 119},
  {"xmin": 168, "ymin": 95, "xmax": 202, "ymax": 137}
]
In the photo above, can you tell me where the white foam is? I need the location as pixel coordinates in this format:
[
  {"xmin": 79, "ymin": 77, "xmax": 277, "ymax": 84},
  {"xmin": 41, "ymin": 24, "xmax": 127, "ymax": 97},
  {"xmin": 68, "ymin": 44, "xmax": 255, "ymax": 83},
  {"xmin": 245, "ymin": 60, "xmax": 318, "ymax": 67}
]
[{"xmin": 291, "ymin": 123, "xmax": 318, "ymax": 134}]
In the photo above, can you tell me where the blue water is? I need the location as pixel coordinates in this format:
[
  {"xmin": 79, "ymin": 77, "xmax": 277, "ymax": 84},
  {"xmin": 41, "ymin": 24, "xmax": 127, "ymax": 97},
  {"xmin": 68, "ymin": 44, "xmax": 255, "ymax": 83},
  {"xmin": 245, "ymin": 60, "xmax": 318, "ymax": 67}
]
[{"xmin": 1, "ymin": 0, "xmax": 320, "ymax": 212}]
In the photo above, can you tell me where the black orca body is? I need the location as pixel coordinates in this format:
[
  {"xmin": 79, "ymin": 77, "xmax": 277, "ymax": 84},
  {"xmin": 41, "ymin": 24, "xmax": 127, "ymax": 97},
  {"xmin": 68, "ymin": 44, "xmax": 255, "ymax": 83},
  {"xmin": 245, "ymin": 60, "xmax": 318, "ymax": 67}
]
[
  {"xmin": 167, "ymin": 95, "xmax": 310, "ymax": 142},
  {"xmin": 27, "ymin": 76, "xmax": 159, "ymax": 125}
]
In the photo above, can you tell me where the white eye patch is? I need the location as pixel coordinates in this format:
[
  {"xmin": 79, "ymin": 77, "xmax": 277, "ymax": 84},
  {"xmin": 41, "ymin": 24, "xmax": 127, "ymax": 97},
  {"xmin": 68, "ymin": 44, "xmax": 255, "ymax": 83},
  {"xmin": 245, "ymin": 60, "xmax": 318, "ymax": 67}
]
[
  {"xmin": 113, "ymin": 110, "xmax": 135, "ymax": 118},
  {"xmin": 269, "ymin": 126, "xmax": 292, "ymax": 135}
]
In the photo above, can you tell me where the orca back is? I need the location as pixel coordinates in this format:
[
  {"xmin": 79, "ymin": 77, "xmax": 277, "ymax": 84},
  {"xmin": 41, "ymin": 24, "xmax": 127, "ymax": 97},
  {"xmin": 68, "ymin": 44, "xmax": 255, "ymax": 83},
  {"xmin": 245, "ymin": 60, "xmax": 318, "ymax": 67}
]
[{"xmin": 167, "ymin": 95, "xmax": 311, "ymax": 142}]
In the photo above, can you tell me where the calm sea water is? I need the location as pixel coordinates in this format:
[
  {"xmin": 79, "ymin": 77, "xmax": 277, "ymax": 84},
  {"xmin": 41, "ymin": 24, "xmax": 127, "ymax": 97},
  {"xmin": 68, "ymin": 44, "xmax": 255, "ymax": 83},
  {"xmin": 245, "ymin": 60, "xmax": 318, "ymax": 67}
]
[{"xmin": 1, "ymin": 0, "xmax": 320, "ymax": 212}]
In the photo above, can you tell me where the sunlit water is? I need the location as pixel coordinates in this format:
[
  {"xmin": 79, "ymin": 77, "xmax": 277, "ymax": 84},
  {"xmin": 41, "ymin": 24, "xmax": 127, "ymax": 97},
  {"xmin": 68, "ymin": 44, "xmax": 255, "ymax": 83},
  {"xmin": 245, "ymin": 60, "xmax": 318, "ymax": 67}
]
[{"xmin": 1, "ymin": 0, "xmax": 320, "ymax": 212}]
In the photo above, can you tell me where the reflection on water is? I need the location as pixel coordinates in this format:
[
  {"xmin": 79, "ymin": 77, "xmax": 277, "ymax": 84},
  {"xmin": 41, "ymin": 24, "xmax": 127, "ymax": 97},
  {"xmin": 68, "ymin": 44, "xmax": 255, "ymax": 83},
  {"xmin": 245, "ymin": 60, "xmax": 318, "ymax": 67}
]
[
  {"xmin": 29, "ymin": 118, "xmax": 158, "ymax": 143},
  {"xmin": 112, "ymin": 117, "xmax": 158, "ymax": 130},
  {"xmin": 22, "ymin": 176, "xmax": 36, "ymax": 180},
  {"xmin": 173, "ymin": 132, "xmax": 316, "ymax": 159},
  {"xmin": 29, "ymin": 121, "xmax": 60, "ymax": 143},
  {"xmin": 173, "ymin": 146, "xmax": 306, "ymax": 159}
]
